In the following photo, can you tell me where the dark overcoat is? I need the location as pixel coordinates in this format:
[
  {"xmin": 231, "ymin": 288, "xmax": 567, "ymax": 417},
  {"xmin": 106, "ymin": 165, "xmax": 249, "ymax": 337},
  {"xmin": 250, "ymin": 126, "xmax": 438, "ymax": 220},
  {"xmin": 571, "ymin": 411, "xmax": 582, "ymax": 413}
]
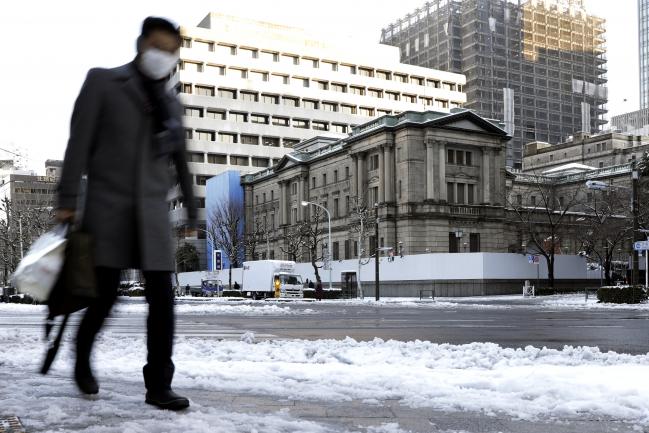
[{"xmin": 57, "ymin": 62, "xmax": 196, "ymax": 271}]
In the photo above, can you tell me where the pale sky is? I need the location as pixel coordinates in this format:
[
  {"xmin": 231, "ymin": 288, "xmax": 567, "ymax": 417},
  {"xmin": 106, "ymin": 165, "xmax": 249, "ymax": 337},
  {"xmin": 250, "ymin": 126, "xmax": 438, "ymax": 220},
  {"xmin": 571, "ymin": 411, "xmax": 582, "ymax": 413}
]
[{"xmin": 0, "ymin": 0, "xmax": 637, "ymax": 173}]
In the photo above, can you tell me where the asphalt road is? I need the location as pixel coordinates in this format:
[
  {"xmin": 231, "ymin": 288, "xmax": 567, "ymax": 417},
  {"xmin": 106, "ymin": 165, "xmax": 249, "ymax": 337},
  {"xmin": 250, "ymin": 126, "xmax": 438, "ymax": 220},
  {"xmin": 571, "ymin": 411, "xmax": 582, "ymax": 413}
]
[{"xmin": 2, "ymin": 298, "xmax": 648, "ymax": 354}]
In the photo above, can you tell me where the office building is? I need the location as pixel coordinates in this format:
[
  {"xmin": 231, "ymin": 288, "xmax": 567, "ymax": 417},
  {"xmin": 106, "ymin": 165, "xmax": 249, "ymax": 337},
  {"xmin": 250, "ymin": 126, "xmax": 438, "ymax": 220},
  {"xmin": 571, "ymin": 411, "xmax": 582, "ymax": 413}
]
[
  {"xmin": 171, "ymin": 13, "xmax": 466, "ymax": 267},
  {"xmin": 381, "ymin": 0, "xmax": 608, "ymax": 169},
  {"xmin": 641, "ymin": 0, "xmax": 649, "ymax": 108}
]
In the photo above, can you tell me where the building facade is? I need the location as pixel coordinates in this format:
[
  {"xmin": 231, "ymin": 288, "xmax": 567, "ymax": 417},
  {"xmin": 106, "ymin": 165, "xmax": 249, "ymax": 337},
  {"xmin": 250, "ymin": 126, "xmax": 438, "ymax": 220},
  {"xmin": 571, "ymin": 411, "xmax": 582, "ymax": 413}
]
[
  {"xmin": 380, "ymin": 0, "xmax": 607, "ymax": 169},
  {"xmin": 611, "ymin": 108, "xmax": 649, "ymax": 135},
  {"xmin": 641, "ymin": 0, "xmax": 649, "ymax": 108},
  {"xmin": 241, "ymin": 109, "xmax": 511, "ymax": 264},
  {"xmin": 171, "ymin": 13, "xmax": 467, "ymax": 267},
  {"xmin": 522, "ymin": 131, "xmax": 649, "ymax": 172}
]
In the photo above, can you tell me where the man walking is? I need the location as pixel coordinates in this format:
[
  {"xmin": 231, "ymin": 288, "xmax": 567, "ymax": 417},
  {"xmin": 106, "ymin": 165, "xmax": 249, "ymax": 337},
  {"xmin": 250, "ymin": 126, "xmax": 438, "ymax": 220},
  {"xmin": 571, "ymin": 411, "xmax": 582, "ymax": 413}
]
[{"xmin": 56, "ymin": 17, "xmax": 195, "ymax": 411}]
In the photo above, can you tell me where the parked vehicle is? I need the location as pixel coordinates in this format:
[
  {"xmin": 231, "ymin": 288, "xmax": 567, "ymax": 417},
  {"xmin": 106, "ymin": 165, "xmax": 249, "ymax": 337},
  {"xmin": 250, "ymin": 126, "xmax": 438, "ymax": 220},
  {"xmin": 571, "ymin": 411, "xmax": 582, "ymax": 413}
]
[
  {"xmin": 242, "ymin": 260, "xmax": 304, "ymax": 300},
  {"xmin": 200, "ymin": 278, "xmax": 223, "ymax": 297}
]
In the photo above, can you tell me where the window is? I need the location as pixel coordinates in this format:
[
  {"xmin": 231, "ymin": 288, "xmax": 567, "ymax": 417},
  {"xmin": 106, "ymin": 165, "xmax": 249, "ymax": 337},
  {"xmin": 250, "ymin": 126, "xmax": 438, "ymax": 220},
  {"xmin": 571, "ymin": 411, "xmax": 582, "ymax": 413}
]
[
  {"xmin": 312, "ymin": 177, "xmax": 316, "ymax": 188},
  {"xmin": 403, "ymin": 94, "xmax": 417, "ymax": 104},
  {"xmin": 230, "ymin": 155, "xmax": 249, "ymax": 166},
  {"xmin": 332, "ymin": 123, "xmax": 347, "ymax": 133},
  {"xmin": 183, "ymin": 61, "xmax": 203, "ymax": 72},
  {"xmin": 240, "ymin": 134, "xmax": 259, "ymax": 145},
  {"xmin": 368, "ymin": 88, "xmax": 383, "ymax": 98},
  {"xmin": 350, "ymin": 86, "xmax": 365, "ymax": 95},
  {"xmin": 230, "ymin": 111, "xmax": 247, "ymax": 122},
  {"xmin": 467, "ymin": 184, "xmax": 474, "ymax": 204},
  {"xmin": 386, "ymin": 91, "xmax": 400, "ymax": 101},
  {"xmin": 420, "ymin": 97, "xmax": 433, "ymax": 106},
  {"xmin": 331, "ymin": 83, "xmax": 347, "ymax": 93},
  {"xmin": 271, "ymin": 73, "xmax": 289, "ymax": 85},
  {"xmin": 291, "ymin": 208, "xmax": 298, "ymax": 224},
  {"xmin": 341, "ymin": 63, "xmax": 356, "ymax": 74},
  {"xmin": 394, "ymin": 73, "xmax": 408, "ymax": 83},
  {"xmin": 457, "ymin": 183, "xmax": 465, "ymax": 204},
  {"xmin": 292, "ymin": 119, "xmax": 309, "ymax": 129},
  {"xmin": 333, "ymin": 170, "xmax": 338, "ymax": 182},
  {"xmin": 196, "ymin": 130, "xmax": 215, "ymax": 141},
  {"xmin": 449, "ymin": 232, "xmax": 459, "ymax": 253},
  {"xmin": 195, "ymin": 175, "xmax": 210, "ymax": 186},
  {"xmin": 239, "ymin": 47, "xmax": 258, "ymax": 58},
  {"xmin": 184, "ymin": 129, "xmax": 193, "ymax": 139},
  {"xmin": 322, "ymin": 60, "xmax": 338, "ymax": 71},
  {"xmin": 272, "ymin": 116, "xmax": 289, "ymax": 127},
  {"xmin": 516, "ymin": 194, "xmax": 522, "ymax": 205},
  {"xmin": 249, "ymin": 71, "xmax": 268, "ymax": 82},
  {"xmin": 181, "ymin": 37, "xmax": 191, "ymax": 48},
  {"xmin": 344, "ymin": 240, "xmax": 351, "ymax": 260},
  {"xmin": 282, "ymin": 96, "xmax": 300, "ymax": 107},
  {"xmin": 262, "ymin": 136, "xmax": 280, "ymax": 147},
  {"xmin": 302, "ymin": 99, "xmax": 318, "ymax": 109},
  {"xmin": 315, "ymin": 80, "xmax": 329, "ymax": 90},
  {"xmin": 261, "ymin": 50, "xmax": 279, "ymax": 62},
  {"xmin": 341, "ymin": 104, "xmax": 356, "ymax": 114},
  {"xmin": 187, "ymin": 152, "xmax": 204, "ymax": 163},
  {"xmin": 410, "ymin": 76, "xmax": 424, "ymax": 86},
  {"xmin": 251, "ymin": 114, "xmax": 269, "ymax": 124},
  {"xmin": 217, "ymin": 43, "xmax": 236, "ymax": 55},
  {"xmin": 322, "ymin": 173, "xmax": 327, "ymax": 185},
  {"xmin": 206, "ymin": 109, "xmax": 226, "ymax": 119},
  {"xmin": 240, "ymin": 91, "xmax": 258, "ymax": 102},
  {"xmin": 283, "ymin": 138, "xmax": 300, "ymax": 148},
  {"xmin": 332, "ymin": 241, "xmax": 340, "ymax": 260},
  {"xmin": 207, "ymin": 154, "xmax": 227, "ymax": 164},
  {"xmin": 376, "ymin": 70, "xmax": 391, "ymax": 80},
  {"xmin": 447, "ymin": 182, "xmax": 454, "ymax": 203},
  {"xmin": 345, "ymin": 167, "xmax": 350, "ymax": 179},
  {"xmin": 369, "ymin": 154, "xmax": 379, "ymax": 170},
  {"xmin": 195, "ymin": 85, "xmax": 215, "ymax": 96},
  {"xmin": 281, "ymin": 54, "xmax": 299, "ymax": 65},
  {"xmin": 181, "ymin": 83, "xmax": 192, "ymax": 94},
  {"xmin": 291, "ymin": 183, "xmax": 298, "ymax": 195},
  {"xmin": 322, "ymin": 102, "xmax": 338, "ymax": 112},
  {"xmin": 217, "ymin": 88, "xmax": 235, "ymax": 99},
  {"xmin": 531, "ymin": 196, "xmax": 537, "ymax": 206},
  {"xmin": 312, "ymin": 121, "xmax": 329, "ymax": 131},
  {"xmin": 447, "ymin": 149, "xmax": 455, "ymax": 164},
  {"xmin": 262, "ymin": 94, "xmax": 279, "ymax": 104},
  {"xmin": 358, "ymin": 67, "xmax": 374, "ymax": 77},
  {"xmin": 184, "ymin": 106, "xmax": 203, "ymax": 117},
  {"xmin": 469, "ymin": 233, "xmax": 480, "ymax": 252},
  {"xmin": 359, "ymin": 107, "xmax": 375, "ymax": 116},
  {"xmin": 442, "ymin": 82, "xmax": 456, "ymax": 91},
  {"xmin": 218, "ymin": 132, "xmax": 237, "ymax": 143},
  {"xmin": 426, "ymin": 79, "xmax": 440, "ymax": 88}
]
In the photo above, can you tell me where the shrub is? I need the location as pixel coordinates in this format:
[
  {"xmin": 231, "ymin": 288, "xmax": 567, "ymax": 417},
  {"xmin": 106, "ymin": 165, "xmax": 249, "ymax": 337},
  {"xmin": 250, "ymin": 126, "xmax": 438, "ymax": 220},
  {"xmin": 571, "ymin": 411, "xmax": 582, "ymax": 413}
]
[
  {"xmin": 303, "ymin": 289, "xmax": 342, "ymax": 299},
  {"xmin": 597, "ymin": 285, "xmax": 648, "ymax": 304}
]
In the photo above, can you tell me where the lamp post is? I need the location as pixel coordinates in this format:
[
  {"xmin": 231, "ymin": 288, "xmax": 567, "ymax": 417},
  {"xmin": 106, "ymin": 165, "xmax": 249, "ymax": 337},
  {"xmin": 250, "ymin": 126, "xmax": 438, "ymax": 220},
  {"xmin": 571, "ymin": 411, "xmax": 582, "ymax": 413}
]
[
  {"xmin": 374, "ymin": 203, "xmax": 380, "ymax": 301},
  {"xmin": 301, "ymin": 200, "xmax": 332, "ymax": 291}
]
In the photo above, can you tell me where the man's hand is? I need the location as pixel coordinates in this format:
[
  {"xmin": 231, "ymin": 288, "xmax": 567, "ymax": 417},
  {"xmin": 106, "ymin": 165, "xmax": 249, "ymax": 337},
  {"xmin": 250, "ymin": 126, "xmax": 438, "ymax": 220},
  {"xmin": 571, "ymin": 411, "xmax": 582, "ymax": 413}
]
[{"xmin": 55, "ymin": 208, "xmax": 76, "ymax": 223}]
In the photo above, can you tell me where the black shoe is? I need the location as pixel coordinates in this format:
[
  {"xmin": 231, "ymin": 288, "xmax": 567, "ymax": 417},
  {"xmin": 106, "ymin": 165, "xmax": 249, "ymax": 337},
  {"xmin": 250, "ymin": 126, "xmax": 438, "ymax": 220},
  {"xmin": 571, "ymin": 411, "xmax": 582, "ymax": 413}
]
[
  {"xmin": 145, "ymin": 389, "xmax": 190, "ymax": 411},
  {"xmin": 74, "ymin": 366, "xmax": 99, "ymax": 395}
]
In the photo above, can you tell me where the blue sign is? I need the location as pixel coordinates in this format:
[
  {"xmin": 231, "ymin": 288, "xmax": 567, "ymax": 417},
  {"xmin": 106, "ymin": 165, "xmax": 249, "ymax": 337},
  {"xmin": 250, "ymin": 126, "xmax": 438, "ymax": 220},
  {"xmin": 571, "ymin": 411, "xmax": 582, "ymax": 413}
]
[
  {"xmin": 634, "ymin": 241, "xmax": 649, "ymax": 251},
  {"xmin": 213, "ymin": 250, "xmax": 223, "ymax": 270},
  {"xmin": 527, "ymin": 254, "xmax": 539, "ymax": 264}
]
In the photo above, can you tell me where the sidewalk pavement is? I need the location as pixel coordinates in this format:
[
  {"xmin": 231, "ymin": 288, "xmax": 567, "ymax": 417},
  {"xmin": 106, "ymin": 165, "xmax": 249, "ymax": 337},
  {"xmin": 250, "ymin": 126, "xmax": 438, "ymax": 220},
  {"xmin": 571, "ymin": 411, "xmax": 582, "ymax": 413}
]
[{"xmin": 2, "ymin": 371, "xmax": 647, "ymax": 433}]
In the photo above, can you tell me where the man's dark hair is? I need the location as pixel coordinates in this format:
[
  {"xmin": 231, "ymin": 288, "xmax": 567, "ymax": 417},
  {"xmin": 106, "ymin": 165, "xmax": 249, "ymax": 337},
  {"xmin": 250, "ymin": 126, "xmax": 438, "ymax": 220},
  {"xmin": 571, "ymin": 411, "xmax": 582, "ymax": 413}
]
[{"xmin": 140, "ymin": 16, "xmax": 181, "ymax": 41}]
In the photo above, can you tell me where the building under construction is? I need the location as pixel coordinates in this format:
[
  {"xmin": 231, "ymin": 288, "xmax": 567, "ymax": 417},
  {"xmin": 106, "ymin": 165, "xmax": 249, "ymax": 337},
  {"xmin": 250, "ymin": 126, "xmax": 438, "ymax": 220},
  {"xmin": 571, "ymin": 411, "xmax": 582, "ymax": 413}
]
[{"xmin": 381, "ymin": 0, "xmax": 607, "ymax": 169}]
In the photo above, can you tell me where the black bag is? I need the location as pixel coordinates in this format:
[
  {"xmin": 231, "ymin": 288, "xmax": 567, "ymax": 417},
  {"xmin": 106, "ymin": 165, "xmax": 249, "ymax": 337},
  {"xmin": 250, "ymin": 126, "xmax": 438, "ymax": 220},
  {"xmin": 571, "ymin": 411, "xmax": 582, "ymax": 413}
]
[{"xmin": 41, "ymin": 229, "xmax": 97, "ymax": 374}]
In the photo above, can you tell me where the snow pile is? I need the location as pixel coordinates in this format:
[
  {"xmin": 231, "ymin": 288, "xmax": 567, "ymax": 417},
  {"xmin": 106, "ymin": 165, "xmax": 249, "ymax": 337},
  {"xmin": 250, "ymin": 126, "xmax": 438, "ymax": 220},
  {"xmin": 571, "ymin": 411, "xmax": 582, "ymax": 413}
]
[
  {"xmin": 2, "ymin": 329, "xmax": 649, "ymax": 423},
  {"xmin": 113, "ymin": 302, "xmax": 313, "ymax": 316}
]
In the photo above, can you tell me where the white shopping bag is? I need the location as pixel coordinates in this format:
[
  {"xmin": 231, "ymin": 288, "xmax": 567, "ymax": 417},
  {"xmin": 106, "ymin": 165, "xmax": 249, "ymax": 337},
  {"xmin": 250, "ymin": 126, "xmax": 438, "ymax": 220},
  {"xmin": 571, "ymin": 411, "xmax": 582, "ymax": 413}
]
[{"xmin": 12, "ymin": 224, "xmax": 68, "ymax": 301}]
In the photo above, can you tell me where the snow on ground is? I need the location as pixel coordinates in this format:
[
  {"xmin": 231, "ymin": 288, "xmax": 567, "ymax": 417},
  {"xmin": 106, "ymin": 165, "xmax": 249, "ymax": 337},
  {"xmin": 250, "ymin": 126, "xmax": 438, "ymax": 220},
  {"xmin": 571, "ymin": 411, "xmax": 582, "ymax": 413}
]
[{"xmin": 2, "ymin": 329, "xmax": 649, "ymax": 424}]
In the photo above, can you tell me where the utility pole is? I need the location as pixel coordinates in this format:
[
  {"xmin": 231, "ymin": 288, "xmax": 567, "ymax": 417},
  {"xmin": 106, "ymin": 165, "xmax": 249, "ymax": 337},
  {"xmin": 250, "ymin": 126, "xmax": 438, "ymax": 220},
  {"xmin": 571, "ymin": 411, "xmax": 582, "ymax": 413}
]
[
  {"xmin": 632, "ymin": 156, "xmax": 640, "ymax": 285},
  {"xmin": 374, "ymin": 204, "xmax": 380, "ymax": 301}
]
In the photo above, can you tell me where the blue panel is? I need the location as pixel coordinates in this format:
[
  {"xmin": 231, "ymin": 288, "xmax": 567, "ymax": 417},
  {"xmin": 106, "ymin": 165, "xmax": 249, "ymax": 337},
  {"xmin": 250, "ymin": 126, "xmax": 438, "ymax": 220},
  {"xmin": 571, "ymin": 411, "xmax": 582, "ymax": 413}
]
[{"xmin": 205, "ymin": 171, "xmax": 244, "ymax": 271}]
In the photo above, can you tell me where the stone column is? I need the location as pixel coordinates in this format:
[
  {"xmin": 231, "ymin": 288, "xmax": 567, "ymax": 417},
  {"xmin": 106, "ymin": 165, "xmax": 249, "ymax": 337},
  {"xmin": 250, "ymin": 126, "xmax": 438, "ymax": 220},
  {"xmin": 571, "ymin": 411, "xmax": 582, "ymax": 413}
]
[
  {"xmin": 483, "ymin": 148, "xmax": 491, "ymax": 204},
  {"xmin": 297, "ymin": 176, "xmax": 305, "ymax": 221},
  {"xmin": 280, "ymin": 181, "xmax": 288, "ymax": 225},
  {"xmin": 378, "ymin": 146, "xmax": 385, "ymax": 203},
  {"xmin": 425, "ymin": 139, "xmax": 436, "ymax": 200},
  {"xmin": 384, "ymin": 146, "xmax": 394, "ymax": 202},
  {"xmin": 351, "ymin": 155, "xmax": 358, "ymax": 198},
  {"xmin": 438, "ymin": 142, "xmax": 447, "ymax": 201},
  {"xmin": 357, "ymin": 153, "xmax": 366, "ymax": 200},
  {"xmin": 493, "ymin": 148, "xmax": 502, "ymax": 203}
]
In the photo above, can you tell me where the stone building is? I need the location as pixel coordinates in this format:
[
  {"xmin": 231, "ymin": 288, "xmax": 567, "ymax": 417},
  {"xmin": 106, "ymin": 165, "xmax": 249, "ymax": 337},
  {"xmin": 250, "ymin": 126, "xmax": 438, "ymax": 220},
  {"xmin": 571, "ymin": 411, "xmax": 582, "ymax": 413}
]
[
  {"xmin": 241, "ymin": 109, "xmax": 512, "ymax": 261},
  {"xmin": 522, "ymin": 132, "xmax": 649, "ymax": 173}
]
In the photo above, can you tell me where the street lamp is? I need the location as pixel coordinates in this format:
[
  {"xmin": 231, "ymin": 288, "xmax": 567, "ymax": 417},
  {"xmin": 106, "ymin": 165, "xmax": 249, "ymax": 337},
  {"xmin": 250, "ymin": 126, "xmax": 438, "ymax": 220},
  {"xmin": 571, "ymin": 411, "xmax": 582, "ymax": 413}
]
[
  {"xmin": 374, "ymin": 203, "xmax": 379, "ymax": 301},
  {"xmin": 301, "ymin": 200, "xmax": 332, "ymax": 291}
]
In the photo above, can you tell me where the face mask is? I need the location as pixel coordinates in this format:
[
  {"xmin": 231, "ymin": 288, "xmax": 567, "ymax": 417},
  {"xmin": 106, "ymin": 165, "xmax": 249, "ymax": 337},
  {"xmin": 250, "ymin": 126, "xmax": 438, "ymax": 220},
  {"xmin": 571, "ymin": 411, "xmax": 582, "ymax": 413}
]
[{"xmin": 139, "ymin": 48, "xmax": 179, "ymax": 80}]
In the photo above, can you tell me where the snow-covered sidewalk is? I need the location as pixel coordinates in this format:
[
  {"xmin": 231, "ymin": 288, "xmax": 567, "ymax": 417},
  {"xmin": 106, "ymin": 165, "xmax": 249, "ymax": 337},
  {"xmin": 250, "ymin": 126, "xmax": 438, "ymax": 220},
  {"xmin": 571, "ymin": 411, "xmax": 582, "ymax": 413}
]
[{"xmin": 2, "ymin": 329, "xmax": 649, "ymax": 426}]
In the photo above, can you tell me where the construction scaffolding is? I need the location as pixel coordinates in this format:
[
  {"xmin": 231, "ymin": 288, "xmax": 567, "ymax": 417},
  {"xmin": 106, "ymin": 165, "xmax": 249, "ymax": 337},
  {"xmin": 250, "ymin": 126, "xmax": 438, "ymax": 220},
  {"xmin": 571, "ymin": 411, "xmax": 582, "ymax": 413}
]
[{"xmin": 381, "ymin": 0, "xmax": 607, "ymax": 169}]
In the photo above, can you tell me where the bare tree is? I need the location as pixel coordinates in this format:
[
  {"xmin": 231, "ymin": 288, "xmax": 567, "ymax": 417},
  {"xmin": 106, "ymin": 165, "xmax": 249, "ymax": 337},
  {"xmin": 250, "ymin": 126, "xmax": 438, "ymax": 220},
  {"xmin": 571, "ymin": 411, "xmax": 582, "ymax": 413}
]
[
  {"xmin": 279, "ymin": 225, "xmax": 304, "ymax": 262},
  {"xmin": 207, "ymin": 200, "xmax": 245, "ymax": 289},
  {"xmin": 175, "ymin": 242, "xmax": 199, "ymax": 273},
  {"xmin": 299, "ymin": 206, "xmax": 325, "ymax": 283},
  {"xmin": 347, "ymin": 194, "xmax": 374, "ymax": 298},
  {"xmin": 576, "ymin": 190, "xmax": 629, "ymax": 286},
  {"xmin": 245, "ymin": 217, "xmax": 267, "ymax": 261},
  {"xmin": 508, "ymin": 177, "xmax": 583, "ymax": 289}
]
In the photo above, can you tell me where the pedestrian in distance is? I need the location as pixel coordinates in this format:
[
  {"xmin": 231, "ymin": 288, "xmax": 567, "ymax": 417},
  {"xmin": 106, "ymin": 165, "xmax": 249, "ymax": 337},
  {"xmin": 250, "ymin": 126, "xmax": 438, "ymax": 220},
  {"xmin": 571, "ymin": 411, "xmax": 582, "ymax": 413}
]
[
  {"xmin": 184, "ymin": 284, "xmax": 190, "ymax": 296},
  {"xmin": 233, "ymin": 281, "xmax": 240, "ymax": 291},
  {"xmin": 308, "ymin": 280, "xmax": 315, "ymax": 289},
  {"xmin": 55, "ymin": 17, "xmax": 195, "ymax": 411},
  {"xmin": 315, "ymin": 280, "xmax": 323, "ymax": 301}
]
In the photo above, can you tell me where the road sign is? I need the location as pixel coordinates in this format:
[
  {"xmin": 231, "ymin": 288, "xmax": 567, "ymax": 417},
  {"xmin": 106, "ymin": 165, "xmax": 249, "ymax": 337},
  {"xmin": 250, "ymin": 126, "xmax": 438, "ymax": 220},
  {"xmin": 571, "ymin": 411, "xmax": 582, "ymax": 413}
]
[
  {"xmin": 527, "ymin": 254, "xmax": 540, "ymax": 264},
  {"xmin": 634, "ymin": 241, "xmax": 649, "ymax": 251}
]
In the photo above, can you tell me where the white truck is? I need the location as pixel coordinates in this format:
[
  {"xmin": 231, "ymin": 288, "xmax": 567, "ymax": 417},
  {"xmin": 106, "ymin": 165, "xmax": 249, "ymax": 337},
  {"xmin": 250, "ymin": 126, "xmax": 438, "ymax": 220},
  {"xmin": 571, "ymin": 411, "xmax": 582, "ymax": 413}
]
[{"xmin": 242, "ymin": 260, "xmax": 304, "ymax": 300}]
